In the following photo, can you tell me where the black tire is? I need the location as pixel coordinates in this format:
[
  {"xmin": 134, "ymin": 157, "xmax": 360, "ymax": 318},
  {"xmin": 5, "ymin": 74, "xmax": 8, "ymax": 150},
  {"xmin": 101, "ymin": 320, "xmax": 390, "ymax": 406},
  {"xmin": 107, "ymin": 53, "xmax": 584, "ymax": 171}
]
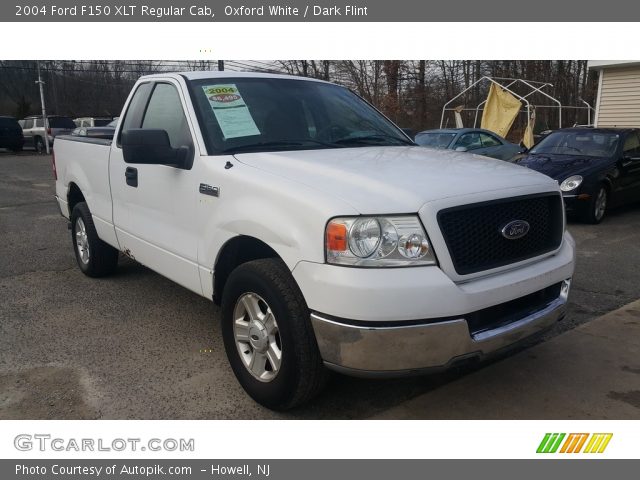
[
  {"xmin": 221, "ymin": 258, "xmax": 328, "ymax": 410},
  {"xmin": 582, "ymin": 185, "xmax": 608, "ymax": 224},
  {"xmin": 34, "ymin": 137, "xmax": 45, "ymax": 154},
  {"xmin": 71, "ymin": 202, "xmax": 119, "ymax": 277}
]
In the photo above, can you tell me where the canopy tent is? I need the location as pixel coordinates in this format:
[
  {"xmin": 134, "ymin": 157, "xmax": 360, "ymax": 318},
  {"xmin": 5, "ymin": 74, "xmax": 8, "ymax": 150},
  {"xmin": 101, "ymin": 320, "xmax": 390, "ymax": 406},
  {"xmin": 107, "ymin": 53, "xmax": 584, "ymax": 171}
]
[{"xmin": 440, "ymin": 76, "xmax": 594, "ymax": 135}]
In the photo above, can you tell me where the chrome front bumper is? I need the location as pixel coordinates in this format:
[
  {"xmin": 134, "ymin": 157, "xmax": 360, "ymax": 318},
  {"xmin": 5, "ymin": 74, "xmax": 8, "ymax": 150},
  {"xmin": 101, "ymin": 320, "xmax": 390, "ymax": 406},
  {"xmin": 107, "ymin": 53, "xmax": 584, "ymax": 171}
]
[{"xmin": 310, "ymin": 279, "xmax": 571, "ymax": 377}]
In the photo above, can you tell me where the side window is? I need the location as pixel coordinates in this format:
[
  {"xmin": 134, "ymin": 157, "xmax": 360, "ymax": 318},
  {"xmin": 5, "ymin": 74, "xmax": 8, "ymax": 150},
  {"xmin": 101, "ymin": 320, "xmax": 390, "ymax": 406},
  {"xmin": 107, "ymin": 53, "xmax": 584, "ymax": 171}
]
[
  {"xmin": 480, "ymin": 133, "xmax": 502, "ymax": 147},
  {"xmin": 35, "ymin": 118, "xmax": 43, "ymax": 128},
  {"xmin": 456, "ymin": 132, "xmax": 482, "ymax": 150},
  {"xmin": 623, "ymin": 133, "xmax": 640, "ymax": 156},
  {"xmin": 118, "ymin": 82, "xmax": 154, "ymax": 145},
  {"xmin": 23, "ymin": 119, "xmax": 33, "ymax": 129},
  {"xmin": 141, "ymin": 83, "xmax": 192, "ymax": 149}
]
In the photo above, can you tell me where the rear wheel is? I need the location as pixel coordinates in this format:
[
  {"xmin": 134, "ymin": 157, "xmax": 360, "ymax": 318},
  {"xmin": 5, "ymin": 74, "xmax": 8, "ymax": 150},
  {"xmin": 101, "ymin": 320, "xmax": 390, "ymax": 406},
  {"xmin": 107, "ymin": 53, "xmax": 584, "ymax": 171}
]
[
  {"xmin": 71, "ymin": 202, "xmax": 119, "ymax": 277},
  {"xmin": 582, "ymin": 185, "xmax": 608, "ymax": 224},
  {"xmin": 34, "ymin": 137, "xmax": 45, "ymax": 154},
  {"xmin": 221, "ymin": 258, "xmax": 328, "ymax": 410}
]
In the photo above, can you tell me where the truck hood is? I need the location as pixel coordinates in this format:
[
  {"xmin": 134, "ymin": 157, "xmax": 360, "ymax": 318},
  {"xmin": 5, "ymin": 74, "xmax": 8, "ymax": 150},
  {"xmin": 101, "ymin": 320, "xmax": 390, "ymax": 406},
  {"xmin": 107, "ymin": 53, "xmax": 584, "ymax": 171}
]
[{"xmin": 235, "ymin": 146, "xmax": 557, "ymax": 214}]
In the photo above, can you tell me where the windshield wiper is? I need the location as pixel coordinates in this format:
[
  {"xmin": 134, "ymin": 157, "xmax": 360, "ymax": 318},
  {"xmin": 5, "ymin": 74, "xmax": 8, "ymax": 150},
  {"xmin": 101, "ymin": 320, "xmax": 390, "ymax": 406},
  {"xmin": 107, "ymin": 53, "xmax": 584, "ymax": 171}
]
[
  {"xmin": 221, "ymin": 139, "xmax": 340, "ymax": 154},
  {"xmin": 333, "ymin": 133, "xmax": 414, "ymax": 146}
]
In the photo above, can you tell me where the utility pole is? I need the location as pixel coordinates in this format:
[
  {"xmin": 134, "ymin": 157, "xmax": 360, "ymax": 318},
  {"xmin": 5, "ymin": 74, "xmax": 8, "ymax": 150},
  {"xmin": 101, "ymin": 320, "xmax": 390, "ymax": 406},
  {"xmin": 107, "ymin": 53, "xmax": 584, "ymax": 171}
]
[
  {"xmin": 35, "ymin": 61, "xmax": 50, "ymax": 154},
  {"xmin": 218, "ymin": 60, "xmax": 224, "ymax": 71}
]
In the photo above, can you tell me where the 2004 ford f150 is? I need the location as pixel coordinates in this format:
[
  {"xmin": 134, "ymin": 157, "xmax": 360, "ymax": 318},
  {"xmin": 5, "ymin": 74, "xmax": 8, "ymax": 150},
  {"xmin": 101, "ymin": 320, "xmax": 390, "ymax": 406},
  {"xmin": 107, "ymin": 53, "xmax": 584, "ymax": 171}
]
[{"xmin": 54, "ymin": 72, "xmax": 575, "ymax": 410}]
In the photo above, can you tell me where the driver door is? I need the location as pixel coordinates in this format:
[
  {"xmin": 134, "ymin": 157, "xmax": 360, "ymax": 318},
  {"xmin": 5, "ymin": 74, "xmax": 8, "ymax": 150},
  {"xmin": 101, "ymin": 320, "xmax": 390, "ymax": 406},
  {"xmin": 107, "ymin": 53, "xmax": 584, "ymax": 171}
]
[{"xmin": 110, "ymin": 80, "xmax": 202, "ymax": 295}]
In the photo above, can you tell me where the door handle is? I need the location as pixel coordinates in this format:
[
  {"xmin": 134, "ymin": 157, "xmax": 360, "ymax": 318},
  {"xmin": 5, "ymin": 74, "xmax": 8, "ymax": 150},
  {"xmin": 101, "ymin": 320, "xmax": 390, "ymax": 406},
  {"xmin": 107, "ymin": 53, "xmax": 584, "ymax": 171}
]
[{"xmin": 125, "ymin": 167, "xmax": 138, "ymax": 187}]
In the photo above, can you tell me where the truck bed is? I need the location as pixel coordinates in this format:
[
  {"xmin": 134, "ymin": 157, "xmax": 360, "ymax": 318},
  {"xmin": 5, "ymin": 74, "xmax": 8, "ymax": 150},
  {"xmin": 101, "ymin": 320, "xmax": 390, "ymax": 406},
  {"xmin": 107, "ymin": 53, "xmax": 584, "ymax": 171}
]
[
  {"xmin": 54, "ymin": 135, "xmax": 114, "ymax": 242},
  {"xmin": 55, "ymin": 135, "xmax": 113, "ymax": 147}
]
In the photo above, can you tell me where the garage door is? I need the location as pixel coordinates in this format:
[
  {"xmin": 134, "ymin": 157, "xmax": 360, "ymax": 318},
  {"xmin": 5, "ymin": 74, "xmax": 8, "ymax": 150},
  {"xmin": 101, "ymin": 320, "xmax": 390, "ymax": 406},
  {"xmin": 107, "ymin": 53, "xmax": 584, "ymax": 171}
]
[{"xmin": 597, "ymin": 67, "xmax": 640, "ymax": 128}]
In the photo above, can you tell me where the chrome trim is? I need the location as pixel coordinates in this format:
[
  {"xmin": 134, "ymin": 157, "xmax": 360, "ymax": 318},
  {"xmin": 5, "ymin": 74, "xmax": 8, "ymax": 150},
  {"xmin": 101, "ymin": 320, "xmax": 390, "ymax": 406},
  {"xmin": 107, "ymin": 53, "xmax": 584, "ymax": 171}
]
[{"xmin": 310, "ymin": 279, "xmax": 570, "ymax": 376}]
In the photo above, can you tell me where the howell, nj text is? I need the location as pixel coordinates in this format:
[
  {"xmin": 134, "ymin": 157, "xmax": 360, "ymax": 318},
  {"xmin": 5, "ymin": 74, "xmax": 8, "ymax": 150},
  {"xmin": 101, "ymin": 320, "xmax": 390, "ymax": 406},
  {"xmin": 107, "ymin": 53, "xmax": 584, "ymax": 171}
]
[{"xmin": 210, "ymin": 464, "xmax": 271, "ymax": 477}]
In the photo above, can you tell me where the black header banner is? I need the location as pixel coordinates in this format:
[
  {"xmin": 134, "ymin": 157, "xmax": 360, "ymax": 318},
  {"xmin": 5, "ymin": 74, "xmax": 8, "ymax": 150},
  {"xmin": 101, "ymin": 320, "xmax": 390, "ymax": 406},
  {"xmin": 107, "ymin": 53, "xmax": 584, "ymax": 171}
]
[{"xmin": 5, "ymin": 0, "xmax": 640, "ymax": 21}]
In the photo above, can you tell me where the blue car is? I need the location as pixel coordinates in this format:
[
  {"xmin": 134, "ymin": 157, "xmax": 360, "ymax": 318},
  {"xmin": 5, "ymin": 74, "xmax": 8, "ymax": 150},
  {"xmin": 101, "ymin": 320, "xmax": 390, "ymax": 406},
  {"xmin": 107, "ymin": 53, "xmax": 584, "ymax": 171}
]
[
  {"xmin": 516, "ymin": 127, "xmax": 640, "ymax": 224},
  {"xmin": 415, "ymin": 128, "xmax": 522, "ymax": 161}
]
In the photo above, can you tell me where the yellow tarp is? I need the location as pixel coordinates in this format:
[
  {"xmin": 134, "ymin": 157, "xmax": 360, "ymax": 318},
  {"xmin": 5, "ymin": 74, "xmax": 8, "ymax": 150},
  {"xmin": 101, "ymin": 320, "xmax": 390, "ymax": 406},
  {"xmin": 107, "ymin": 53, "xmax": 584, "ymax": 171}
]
[
  {"xmin": 522, "ymin": 108, "xmax": 536, "ymax": 149},
  {"xmin": 481, "ymin": 84, "xmax": 521, "ymax": 138}
]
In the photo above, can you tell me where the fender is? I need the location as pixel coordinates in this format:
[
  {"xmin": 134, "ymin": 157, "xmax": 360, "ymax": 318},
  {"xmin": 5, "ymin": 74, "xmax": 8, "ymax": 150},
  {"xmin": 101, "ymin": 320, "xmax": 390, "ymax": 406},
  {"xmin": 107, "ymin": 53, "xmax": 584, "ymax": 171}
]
[{"xmin": 195, "ymin": 161, "xmax": 359, "ymax": 300}]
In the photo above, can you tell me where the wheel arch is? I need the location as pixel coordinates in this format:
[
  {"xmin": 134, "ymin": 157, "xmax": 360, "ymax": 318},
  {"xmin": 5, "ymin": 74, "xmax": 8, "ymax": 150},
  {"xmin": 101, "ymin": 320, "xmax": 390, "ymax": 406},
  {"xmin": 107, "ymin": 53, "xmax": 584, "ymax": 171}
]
[
  {"xmin": 212, "ymin": 235, "xmax": 283, "ymax": 305},
  {"xmin": 67, "ymin": 182, "xmax": 86, "ymax": 217}
]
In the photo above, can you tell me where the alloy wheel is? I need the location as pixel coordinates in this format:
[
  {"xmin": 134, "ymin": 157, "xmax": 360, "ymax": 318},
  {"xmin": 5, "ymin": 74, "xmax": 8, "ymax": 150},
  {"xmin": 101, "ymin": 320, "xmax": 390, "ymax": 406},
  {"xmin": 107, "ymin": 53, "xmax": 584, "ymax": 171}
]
[{"xmin": 233, "ymin": 292, "xmax": 282, "ymax": 382}]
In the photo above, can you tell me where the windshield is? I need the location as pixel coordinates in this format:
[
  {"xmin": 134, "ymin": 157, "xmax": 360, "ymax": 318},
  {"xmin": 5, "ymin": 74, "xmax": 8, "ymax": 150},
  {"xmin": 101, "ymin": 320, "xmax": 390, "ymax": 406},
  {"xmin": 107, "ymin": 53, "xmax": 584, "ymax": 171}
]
[
  {"xmin": 530, "ymin": 131, "xmax": 620, "ymax": 158},
  {"xmin": 93, "ymin": 119, "xmax": 112, "ymax": 126},
  {"xmin": 414, "ymin": 132, "xmax": 455, "ymax": 148},
  {"xmin": 188, "ymin": 77, "xmax": 412, "ymax": 154}
]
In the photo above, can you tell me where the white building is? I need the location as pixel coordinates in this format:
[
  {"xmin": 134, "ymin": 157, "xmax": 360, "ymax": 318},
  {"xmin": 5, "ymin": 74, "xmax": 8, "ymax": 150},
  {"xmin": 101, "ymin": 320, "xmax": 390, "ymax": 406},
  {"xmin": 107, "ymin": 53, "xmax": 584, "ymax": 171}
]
[{"xmin": 589, "ymin": 61, "xmax": 640, "ymax": 128}]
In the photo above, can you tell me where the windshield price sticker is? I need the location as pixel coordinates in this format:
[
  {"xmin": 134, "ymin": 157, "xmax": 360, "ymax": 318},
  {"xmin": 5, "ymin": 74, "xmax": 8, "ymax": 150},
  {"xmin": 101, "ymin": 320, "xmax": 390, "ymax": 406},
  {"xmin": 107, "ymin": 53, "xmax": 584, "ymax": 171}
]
[{"xmin": 202, "ymin": 84, "xmax": 260, "ymax": 139}]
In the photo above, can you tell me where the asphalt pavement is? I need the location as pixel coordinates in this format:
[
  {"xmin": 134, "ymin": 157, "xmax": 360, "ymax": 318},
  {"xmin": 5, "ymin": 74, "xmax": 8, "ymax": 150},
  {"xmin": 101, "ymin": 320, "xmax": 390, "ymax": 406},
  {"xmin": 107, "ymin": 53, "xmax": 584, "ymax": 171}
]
[{"xmin": 1, "ymin": 151, "xmax": 640, "ymax": 419}]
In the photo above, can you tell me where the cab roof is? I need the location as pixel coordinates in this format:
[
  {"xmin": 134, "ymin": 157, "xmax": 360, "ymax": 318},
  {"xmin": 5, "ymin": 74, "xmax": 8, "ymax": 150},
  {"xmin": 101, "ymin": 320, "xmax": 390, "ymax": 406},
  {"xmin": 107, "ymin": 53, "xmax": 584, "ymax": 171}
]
[{"xmin": 139, "ymin": 71, "xmax": 330, "ymax": 84}]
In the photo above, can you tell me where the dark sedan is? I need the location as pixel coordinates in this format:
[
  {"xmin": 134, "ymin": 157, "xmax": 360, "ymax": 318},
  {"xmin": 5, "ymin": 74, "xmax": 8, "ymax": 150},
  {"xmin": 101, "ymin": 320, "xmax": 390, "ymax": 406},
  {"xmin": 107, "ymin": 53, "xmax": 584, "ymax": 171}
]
[
  {"xmin": 414, "ymin": 128, "xmax": 522, "ymax": 160},
  {"xmin": 515, "ymin": 128, "xmax": 640, "ymax": 223}
]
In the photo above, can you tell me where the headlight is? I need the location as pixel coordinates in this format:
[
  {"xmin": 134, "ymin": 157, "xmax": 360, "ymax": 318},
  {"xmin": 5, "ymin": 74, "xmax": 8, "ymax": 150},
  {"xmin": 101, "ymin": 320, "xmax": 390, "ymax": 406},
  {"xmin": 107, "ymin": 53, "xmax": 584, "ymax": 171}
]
[
  {"xmin": 560, "ymin": 175, "xmax": 583, "ymax": 192},
  {"xmin": 326, "ymin": 215, "xmax": 436, "ymax": 267}
]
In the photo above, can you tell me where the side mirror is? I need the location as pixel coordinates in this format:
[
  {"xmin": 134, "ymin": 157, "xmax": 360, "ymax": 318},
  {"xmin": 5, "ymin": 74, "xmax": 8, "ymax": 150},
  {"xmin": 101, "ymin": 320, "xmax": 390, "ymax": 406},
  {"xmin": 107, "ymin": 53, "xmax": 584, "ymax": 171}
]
[
  {"xmin": 455, "ymin": 146, "xmax": 468, "ymax": 152},
  {"xmin": 122, "ymin": 129, "xmax": 192, "ymax": 169}
]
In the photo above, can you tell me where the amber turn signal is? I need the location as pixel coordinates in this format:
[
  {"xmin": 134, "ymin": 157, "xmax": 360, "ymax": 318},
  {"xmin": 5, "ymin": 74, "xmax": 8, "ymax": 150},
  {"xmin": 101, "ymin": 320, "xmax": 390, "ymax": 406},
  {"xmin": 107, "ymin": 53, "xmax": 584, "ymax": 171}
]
[{"xmin": 326, "ymin": 221, "xmax": 348, "ymax": 251}]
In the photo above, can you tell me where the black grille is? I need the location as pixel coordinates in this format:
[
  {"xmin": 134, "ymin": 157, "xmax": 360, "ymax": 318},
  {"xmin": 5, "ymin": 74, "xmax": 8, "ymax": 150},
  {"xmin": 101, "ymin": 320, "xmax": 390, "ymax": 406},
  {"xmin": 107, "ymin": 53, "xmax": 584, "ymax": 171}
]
[
  {"xmin": 466, "ymin": 282, "xmax": 563, "ymax": 335},
  {"xmin": 437, "ymin": 193, "xmax": 564, "ymax": 275}
]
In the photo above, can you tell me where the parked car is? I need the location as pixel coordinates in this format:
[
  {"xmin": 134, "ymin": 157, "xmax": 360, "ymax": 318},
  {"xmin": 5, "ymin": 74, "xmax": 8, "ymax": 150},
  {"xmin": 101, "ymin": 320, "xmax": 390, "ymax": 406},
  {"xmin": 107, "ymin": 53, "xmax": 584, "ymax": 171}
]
[
  {"xmin": 415, "ymin": 128, "xmax": 522, "ymax": 160},
  {"xmin": 515, "ymin": 128, "xmax": 640, "ymax": 223},
  {"xmin": 71, "ymin": 126, "xmax": 116, "ymax": 140},
  {"xmin": 71, "ymin": 118, "xmax": 119, "ymax": 140},
  {"xmin": 0, "ymin": 115, "xmax": 25, "ymax": 152},
  {"xmin": 74, "ymin": 117, "xmax": 113, "ymax": 128},
  {"xmin": 21, "ymin": 115, "xmax": 76, "ymax": 153},
  {"xmin": 53, "ymin": 72, "xmax": 575, "ymax": 409}
]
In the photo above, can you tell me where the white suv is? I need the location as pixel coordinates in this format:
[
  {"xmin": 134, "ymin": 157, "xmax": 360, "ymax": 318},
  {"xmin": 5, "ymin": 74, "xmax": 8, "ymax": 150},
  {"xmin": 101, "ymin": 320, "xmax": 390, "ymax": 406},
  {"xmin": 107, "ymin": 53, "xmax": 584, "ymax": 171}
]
[{"xmin": 20, "ymin": 115, "xmax": 76, "ymax": 152}]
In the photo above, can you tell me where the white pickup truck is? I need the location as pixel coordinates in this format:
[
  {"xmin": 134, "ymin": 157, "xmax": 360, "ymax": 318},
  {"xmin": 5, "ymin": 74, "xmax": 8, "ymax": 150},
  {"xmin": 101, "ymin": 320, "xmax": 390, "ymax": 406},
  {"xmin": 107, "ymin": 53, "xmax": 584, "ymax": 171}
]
[{"xmin": 54, "ymin": 71, "xmax": 575, "ymax": 410}]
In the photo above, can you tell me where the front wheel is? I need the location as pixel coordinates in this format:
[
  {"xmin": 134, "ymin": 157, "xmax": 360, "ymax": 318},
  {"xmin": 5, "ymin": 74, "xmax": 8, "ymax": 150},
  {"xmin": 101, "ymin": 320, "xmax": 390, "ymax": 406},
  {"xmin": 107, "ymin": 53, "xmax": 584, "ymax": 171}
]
[
  {"xmin": 71, "ymin": 202, "xmax": 119, "ymax": 277},
  {"xmin": 221, "ymin": 258, "xmax": 328, "ymax": 410},
  {"xmin": 582, "ymin": 185, "xmax": 608, "ymax": 224}
]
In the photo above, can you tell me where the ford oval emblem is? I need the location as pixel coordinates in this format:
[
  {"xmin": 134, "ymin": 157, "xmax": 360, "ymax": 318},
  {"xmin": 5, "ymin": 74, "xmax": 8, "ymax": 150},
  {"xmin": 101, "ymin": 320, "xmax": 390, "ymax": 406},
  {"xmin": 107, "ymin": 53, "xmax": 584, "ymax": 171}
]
[{"xmin": 501, "ymin": 220, "xmax": 530, "ymax": 240}]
